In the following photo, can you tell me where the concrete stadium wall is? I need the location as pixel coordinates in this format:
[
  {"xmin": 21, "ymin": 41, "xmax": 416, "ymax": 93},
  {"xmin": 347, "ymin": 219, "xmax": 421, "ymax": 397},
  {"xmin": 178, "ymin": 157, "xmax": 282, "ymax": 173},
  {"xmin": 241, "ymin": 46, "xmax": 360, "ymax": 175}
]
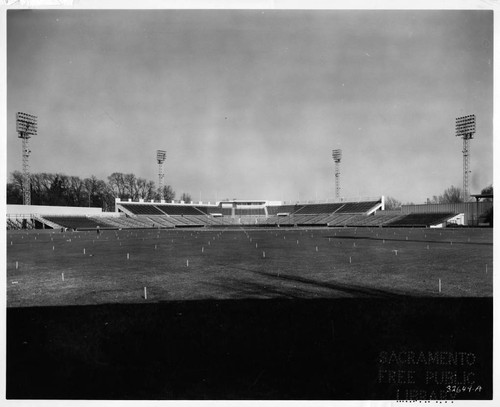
[
  {"xmin": 7, "ymin": 205, "xmax": 103, "ymax": 217},
  {"xmin": 401, "ymin": 202, "xmax": 492, "ymax": 226}
]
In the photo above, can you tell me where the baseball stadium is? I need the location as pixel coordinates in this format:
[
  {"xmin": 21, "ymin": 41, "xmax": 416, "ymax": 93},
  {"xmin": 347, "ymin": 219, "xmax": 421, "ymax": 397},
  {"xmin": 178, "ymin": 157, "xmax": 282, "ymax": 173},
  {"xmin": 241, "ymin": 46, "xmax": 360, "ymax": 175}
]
[
  {"xmin": 5, "ymin": 8, "xmax": 494, "ymax": 403},
  {"xmin": 6, "ymin": 169, "xmax": 493, "ymax": 401}
]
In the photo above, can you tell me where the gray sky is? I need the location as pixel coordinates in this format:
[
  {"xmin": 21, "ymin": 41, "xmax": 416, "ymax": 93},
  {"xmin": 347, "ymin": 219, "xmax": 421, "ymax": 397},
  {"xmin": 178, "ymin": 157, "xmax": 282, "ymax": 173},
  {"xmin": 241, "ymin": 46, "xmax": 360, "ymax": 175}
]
[{"xmin": 6, "ymin": 9, "xmax": 493, "ymax": 204}]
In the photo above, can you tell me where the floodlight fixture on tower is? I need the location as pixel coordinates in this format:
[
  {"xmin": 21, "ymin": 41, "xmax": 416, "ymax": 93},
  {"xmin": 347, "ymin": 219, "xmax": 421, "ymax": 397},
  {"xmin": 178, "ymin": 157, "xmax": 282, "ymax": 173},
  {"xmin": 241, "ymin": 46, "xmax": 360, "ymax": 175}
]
[
  {"xmin": 157, "ymin": 150, "xmax": 167, "ymax": 200},
  {"xmin": 455, "ymin": 114, "xmax": 476, "ymax": 202},
  {"xmin": 332, "ymin": 149, "xmax": 342, "ymax": 200},
  {"xmin": 16, "ymin": 112, "xmax": 38, "ymax": 205}
]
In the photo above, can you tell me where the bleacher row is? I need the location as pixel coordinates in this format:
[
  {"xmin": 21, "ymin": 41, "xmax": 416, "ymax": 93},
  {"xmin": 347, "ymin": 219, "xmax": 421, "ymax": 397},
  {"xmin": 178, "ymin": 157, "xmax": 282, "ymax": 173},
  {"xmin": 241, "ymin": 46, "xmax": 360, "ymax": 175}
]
[
  {"xmin": 7, "ymin": 199, "xmax": 457, "ymax": 230},
  {"xmin": 26, "ymin": 211, "xmax": 455, "ymax": 231},
  {"xmin": 39, "ymin": 214, "xmax": 233, "ymax": 230},
  {"xmin": 120, "ymin": 204, "xmax": 270, "ymax": 217},
  {"xmin": 263, "ymin": 212, "xmax": 454, "ymax": 227},
  {"xmin": 7, "ymin": 218, "xmax": 35, "ymax": 230},
  {"xmin": 120, "ymin": 201, "xmax": 382, "ymax": 216},
  {"xmin": 264, "ymin": 201, "xmax": 382, "ymax": 216}
]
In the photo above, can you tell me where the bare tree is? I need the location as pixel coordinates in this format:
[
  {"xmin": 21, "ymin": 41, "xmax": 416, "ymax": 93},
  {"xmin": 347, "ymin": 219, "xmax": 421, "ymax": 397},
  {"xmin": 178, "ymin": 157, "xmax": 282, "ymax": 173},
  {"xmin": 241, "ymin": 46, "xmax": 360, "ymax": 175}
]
[
  {"xmin": 68, "ymin": 176, "xmax": 83, "ymax": 206},
  {"xmin": 136, "ymin": 177, "xmax": 148, "ymax": 200},
  {"xmin": 7, "ymin": 172, "xmax": 23, "ymax": 204},
  {"xmin": 384, "ymin": 196, "xmax": 402, "ymax": 210},
  {"xmin": 124, "ymin": 173, "xmax": 138, "ymax": 200},
  {"xmin": 428, "ymin": 186, "xmax": 463, "ymax": 204},
  {"xmin": 84, "ymin": 175, "xmax": 104, "ymax": 207},
  {"xmin": 135, "ymin": 178, "xmax": 157, "ymax": 200},
  {"xmin": 30, "ymin": 173, "xmax": 48, "ymax": 204},
  {"xmin": 145, "ymin": 180, "xmax": 156, "ymax": 200},
  {"xmin": 10, "ymin": 171, "xmax": 24, "ymax": 190},
  {"xmin": 180, "ymin": 192, "xmax": 192, "ymax": 203},
  {"xmin": 157, "ymin": 185, "xmax": 175, "ymax": 202},
  {"xmin": 481, "ymin": 184, "xmax": 493, "ymax": 196},
  {"xmin": 441, "ymin": 185, "xmax": 463, "ymax": 204},
  {"xmin": 107, "ymin": 172, "xmax": 127, "ymax": 199},
  {"xmin": 48, "ymin": 174, "xmax": 70, "ymax": 206},
  {"xmin": 8, "ymin": 170, "xmax": 175, "ymax": 210},
  {"xmin": 428, "ymin": 195, "xmax": 440, "ymax": 204}
]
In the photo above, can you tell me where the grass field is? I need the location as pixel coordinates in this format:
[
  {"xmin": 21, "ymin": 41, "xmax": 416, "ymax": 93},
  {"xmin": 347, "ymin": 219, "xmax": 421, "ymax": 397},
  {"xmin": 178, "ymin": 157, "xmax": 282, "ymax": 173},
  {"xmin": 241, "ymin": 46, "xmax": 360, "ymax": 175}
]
[
  {"xmin": 6, "ymin": 226, "xmax": 493, "ymax": 399},
  {"xmin": 6, "ymin": 226, "xmax": 493, "ymax": 307}
]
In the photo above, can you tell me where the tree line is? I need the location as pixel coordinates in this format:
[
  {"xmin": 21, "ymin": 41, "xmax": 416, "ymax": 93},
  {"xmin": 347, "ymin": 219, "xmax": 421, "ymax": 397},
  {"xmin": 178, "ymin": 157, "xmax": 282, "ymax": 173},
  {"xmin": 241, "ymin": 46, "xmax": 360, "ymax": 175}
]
[
  {"xmin": 8, "ymin": 173, "xmax": 491, "ymax": 213},
  {"xmin": 385, "ymin": 184, "xmax": 493, "ymax": 210},
  {"xmin": 7, "ymin": 171, "xmax": 193, "ymax": 210}
]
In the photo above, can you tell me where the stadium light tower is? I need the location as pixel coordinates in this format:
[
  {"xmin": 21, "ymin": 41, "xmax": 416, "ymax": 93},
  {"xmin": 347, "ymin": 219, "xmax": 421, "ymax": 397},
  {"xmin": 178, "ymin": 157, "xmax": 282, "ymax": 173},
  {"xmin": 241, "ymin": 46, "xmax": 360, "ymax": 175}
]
[
  {"xmin": 332, "ymin": 149, "xmax": 342, "ymax": 200},
  {"xmin": 455, "ymin": 114, "xmax": 476, "ymax": 202},
  {"xmin": 157, "ymin": 150, "xmax": 166, "ymax": 200},
  {"xmin": 16, "ymin": 112, "xmax": 38, "ymax": 205}
]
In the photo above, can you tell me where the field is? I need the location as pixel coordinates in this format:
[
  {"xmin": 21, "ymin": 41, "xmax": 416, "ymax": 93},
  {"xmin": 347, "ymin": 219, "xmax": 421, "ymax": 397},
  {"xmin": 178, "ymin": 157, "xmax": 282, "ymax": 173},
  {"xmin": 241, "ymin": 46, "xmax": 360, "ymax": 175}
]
[
  {"xmin": 6, "ymin": 226, "xmax": 493, "ymax": 307},
  {"xmin": 7, "ymin": 228, "xmax": 493, "ymax": 307},
  {"xmin": 6, "ymin": 226, "xmax": 494, "ymax": 400}
]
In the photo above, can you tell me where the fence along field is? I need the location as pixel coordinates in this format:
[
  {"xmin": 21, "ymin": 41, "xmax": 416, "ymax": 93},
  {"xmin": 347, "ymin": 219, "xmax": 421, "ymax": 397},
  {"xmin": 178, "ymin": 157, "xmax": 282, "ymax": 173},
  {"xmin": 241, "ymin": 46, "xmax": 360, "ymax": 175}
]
[{"xmin": 7, "ymin": 226, "xmax": 493, "ymax": 307}]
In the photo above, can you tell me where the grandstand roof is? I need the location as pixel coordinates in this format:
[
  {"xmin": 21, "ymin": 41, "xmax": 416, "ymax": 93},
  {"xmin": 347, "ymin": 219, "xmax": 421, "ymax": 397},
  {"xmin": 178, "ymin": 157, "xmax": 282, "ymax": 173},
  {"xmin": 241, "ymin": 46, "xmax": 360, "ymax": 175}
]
[{"xmin": 470, "ymin": 194, "xmax": 493, "ymax": 200}]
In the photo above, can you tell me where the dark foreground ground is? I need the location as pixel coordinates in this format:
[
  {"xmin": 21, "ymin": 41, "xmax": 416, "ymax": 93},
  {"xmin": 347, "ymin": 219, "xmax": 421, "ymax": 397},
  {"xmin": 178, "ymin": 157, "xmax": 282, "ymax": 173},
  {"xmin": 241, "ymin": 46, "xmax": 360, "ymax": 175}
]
[{"xmin": 7, "ymin": 297, "xmax": 492, "ymax": 400}]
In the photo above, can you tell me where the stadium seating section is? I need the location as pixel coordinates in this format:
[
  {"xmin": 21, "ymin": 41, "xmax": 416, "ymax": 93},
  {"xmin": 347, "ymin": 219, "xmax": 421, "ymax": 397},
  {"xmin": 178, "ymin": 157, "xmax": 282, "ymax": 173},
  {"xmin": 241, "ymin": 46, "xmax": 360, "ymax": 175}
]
[
  {"xmin": 42, "ymin": 216, "xmax": 113, "ymax": 230},
  {"xmin": 235, "ymin": 208, "xmax": 266, "ymax": 216},
  {"xmin": 387, "ymin": 213, "xmax": 455, "ymax": 227},
  {"xmin": 194, "ymin": 206, "xmax": 210, "ymax": 214},
  {"xmin": 220, "ymin": 208, "xmax": 233, "ymax": 216},
  {"xmin": 7, "ymin": 218, "xmax": 34, "ymax": 230},
  {"xmin": 266, "ymin": 205, "xmax": 305, "ymax": 215},
  {"xmin": 335, "ymin": 201, "xmax": 380, "ymax": 213},
  {"xmin": 120, "ymin": 204, "xmax": 165, "ymax": 215},
  {"xmin": 157, "ymin": 205, "xmax": 205, "ymax": 216},
  {"xmin": 293, "ymin": 203, "xmax": 345, "ymax": 215},
  {"xmin": 8, "ymin": 199, "xmax": 459, "ymax": 230}
]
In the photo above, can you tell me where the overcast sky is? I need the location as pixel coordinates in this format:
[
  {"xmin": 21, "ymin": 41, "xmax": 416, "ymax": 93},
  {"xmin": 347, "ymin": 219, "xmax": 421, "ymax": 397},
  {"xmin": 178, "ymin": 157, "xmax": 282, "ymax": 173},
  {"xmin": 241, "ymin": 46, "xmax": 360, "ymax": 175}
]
[{"xmin": 6, "ymin": 9, "xmax": 493, "ymax": 204}]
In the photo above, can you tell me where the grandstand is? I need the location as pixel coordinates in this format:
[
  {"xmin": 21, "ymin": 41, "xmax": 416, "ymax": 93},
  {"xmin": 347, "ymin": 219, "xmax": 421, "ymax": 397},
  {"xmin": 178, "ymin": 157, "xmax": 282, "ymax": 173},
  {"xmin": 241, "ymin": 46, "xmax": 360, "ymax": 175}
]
[
  {"xmin": 120, "ymin": 204, "xmax": 165, "ymax": 216},
  {"xmin": 293, "ymin": 203, "xmax": 344, "ymax": 215},
  {"xmin": 41, "ymin": 216, "xmax": 113, "ymax": 230},
  {"xmin": 263, "ymin": 199, "xmax": 383, "ymax": 227},
  {"xmin": 386, "ymin": 213, "xmax": 456, "ymax": 228},
  {"xmin": 266, "ymin": 204, "xmax": 304, "ymax": 215},
  {"xmin": 111, "ymin": 197, "xmax": 385, "ymax": 229},
  {"xmin": 6, "ymin": 195, "xmax": 492, "ymax": 230}
]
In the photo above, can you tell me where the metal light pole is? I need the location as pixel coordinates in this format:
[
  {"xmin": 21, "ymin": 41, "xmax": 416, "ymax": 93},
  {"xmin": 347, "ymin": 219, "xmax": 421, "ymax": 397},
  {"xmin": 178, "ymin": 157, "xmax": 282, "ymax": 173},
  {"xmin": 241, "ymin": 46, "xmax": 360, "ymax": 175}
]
[
  {"xmin": 157, "ymin": 150, "xmax": 166, "ymax": 200},
  {"xmin": 332, "ymin": 149, "xmax": 342, "ymax": 200},
  {"xmin": 455, "ymin": 115, "xmax": 476, "ymax": 202},
  {"xmin": 16, "ymin": 112, "xmax": 38, "ymax": 205}
]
